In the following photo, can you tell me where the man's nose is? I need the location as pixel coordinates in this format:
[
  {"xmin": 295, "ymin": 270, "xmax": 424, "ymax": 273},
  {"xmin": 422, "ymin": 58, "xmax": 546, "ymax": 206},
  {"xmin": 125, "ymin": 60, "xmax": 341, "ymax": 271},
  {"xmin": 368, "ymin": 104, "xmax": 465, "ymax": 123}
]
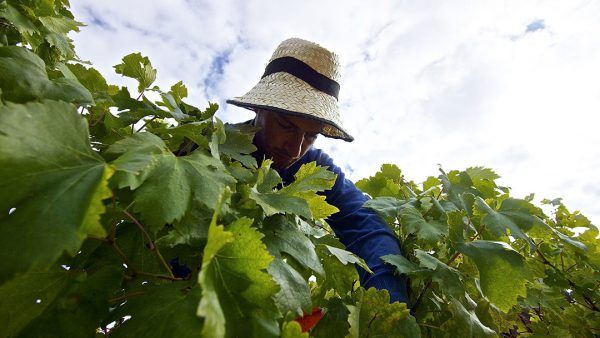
[{"xmin": 283, "ymin": 133, "xmax": 304, "ymax": 158}]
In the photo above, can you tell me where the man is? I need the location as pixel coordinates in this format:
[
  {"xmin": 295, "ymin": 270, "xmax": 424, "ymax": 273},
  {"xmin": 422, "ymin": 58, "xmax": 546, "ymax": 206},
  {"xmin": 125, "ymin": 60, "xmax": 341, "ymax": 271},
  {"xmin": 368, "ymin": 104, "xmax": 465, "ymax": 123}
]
[{"xmin": 226, "ymin": 38, "xmax": 409, "ymax": 305}]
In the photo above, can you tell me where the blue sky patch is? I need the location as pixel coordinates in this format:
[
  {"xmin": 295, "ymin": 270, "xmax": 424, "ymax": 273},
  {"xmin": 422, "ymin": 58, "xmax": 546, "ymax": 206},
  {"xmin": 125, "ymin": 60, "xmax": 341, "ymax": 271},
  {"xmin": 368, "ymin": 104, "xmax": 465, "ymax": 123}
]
[{"xmin": 526, "ymin": 19, "xmax": 545, "ymax": 33}]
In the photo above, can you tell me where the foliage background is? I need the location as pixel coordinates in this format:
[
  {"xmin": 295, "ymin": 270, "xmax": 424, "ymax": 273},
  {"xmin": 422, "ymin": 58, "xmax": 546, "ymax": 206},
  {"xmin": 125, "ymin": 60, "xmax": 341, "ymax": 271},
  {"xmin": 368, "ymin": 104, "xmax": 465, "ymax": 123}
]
[{"xmin": 0, "ymin": 1, "xmax": 598, "ymax": 337}]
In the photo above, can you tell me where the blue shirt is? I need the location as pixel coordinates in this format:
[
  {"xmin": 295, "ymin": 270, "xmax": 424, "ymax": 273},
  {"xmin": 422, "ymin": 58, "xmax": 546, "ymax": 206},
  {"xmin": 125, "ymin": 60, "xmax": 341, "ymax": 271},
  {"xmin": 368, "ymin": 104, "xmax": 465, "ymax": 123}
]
[{"xmin": 262, "ymin": 147, "xmax": 410, "ymax": 305}]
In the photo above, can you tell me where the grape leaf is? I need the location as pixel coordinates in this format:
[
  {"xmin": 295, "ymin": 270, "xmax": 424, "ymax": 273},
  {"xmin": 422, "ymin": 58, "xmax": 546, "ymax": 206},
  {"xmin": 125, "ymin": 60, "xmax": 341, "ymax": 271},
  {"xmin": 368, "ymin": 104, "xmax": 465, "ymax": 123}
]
[
  {"xmin": 197, "ymin": 217, "xmax": 279, "ymax": 338},
  {"xmin": 280, "ymin": 162, "xmax": 339, "ymax": 219},
  {"xmin": 250, "ymin": 189, "xmax": 312, "ymax": 219},
  {"xmin": 315, "ymin": 245, "xmax": 359, "ymax": 299},
  {"xmin": 447, "ymin": 210, "xmax": 468, "ymax": 242},
  {"xmin": 170, "ymin": 81, "xmax": 188, "ymax": 102},
  {"xmin": 114, "ymin": 53, "xmax": 157, "ymax": 92},
  {"xmin": 465, "ymin": 167, "xmax": 499, "ymax": 198},
  {"xmin": 355, "ymin": 163, "xmax": 405, "ymax": 199},
  {"xmin": 346, "ymin": 288, "xmax": 419, "ymax": 338},
  {"xmin": 399, "ymin": 204, "xmax": 448, "ymax": 243},
  {"xmin": 0, "ymin": 100, "xmax": 112, "ymax": 283},
  {"xmin": 457, "ymin": 240, "xmax": 532, "ymax": 312},
  {"xmin": 325, "ymin": 245, "xmax": 372, "ymax": 274},
  {"xmin": 382, "ymin": 254, "xmax": 423, "ymax": 275},
  {"xmin": 38, "ymin": 16, "xmax": 83, "ymax": 34},
  {"xmin": 116, "ymin": 223, "xmax": 164, "ymax": 274},
  {"xmin": 441, "ymin": 298, "xmax": 496, "ymax": 337},
  {"xmin": 157, "ymin": 203, "xmax": 213, "ymax": 248},
  {"xmin": 0, "ymin": 3, "xmax": 37, "ymax": 35},
  {"xmin": 268, "ymin": 259, "xmax": 312, "ymax": 316},
  {"xmin": 262, "ymin": 215, "xmax": 325, "ymax": 276},
  {"xmin": 312, "ymin": 297, "xmax": 351, "ymax": 338},
  {"xmin": 219, "ymin": 123, "xmax": 258, "ymax": 168},
  {"xmin": 66, "ymin": 63, "xmax": 111, "ymax": 102},
  {"xmin": 474, "ymin": 197, "xmax": 539, "ymax": 245},
  {"xmin": 19, "ymin": 266, "xmax": 123, "ymax": 337},
  {"xmin": 155, "ymin": 122, "xmax": 212, "ymax": 152},
  {"xmin": 414, "ymin": 249, "xmax": 464, "ymax": 298},
  {"xmin": 45, "ymin": 32, "xmax": 75, "ymax": 59},
  {"xmin": 108, "ymin": 282, "xmax": 203, "ymax": 338},
  {"xmin": 0, "ymin": 46, "xmax": 93, "ymax": 104},
  {"xmin": 107, "ymin": 132, "xmax": 235, "ymax": 233},
  {"xmin": 252, "ymin": 161, "xmax": 339, "ymax": 219},
  {"xmin": 364, "ymin": 196, "xmax": 408, "ymax": 219},
  {"xmin": 0, "ymin": 269, "xmax": 70, "ymax": 336}
]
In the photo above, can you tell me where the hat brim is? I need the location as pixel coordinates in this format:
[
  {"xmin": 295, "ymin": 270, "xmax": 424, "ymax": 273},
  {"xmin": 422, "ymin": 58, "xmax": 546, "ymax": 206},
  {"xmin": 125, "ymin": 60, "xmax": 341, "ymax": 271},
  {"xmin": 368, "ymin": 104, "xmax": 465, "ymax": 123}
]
[{"xmin": 226, "ymin": 72, "xmax": 353, "ymax": 142}]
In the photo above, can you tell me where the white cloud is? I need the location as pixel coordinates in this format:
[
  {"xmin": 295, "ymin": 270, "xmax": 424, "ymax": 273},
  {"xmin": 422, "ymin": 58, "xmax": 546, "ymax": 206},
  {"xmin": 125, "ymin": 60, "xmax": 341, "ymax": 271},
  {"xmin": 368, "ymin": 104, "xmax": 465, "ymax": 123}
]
[{"xmin": 71, "ymin": 0, "xmax": 600, "ymax": 224}]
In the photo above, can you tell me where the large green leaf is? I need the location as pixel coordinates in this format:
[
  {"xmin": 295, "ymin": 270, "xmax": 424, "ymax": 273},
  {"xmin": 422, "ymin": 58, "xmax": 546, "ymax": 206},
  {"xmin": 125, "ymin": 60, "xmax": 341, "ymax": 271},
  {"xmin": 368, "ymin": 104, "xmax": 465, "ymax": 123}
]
[
  {"xmin": 114, "ymin": 53, "xmax": 157, "ymax": 93},
  {"xmin": 312, "ymin": 297, "xmax": 351, "ymax": 338},
  {"xmin": 268, "ymin": 259, "xmax": 312, "ymax": 316},
  {"xmin": 399, "ymin": 204, "xmax": 448, "ymax": 243},
  {"xmin": 414, "ymin": 249, "xmax": 464, "ymax": 298},
  {"xmin": 315, "ymin": 244, "xmax": 359, "ymax": 299},
  {"xmin": 107, "ymin": 132, "xmax": 236, "ymax": 233},
  {"xmin": 19, "ymin": 266, "xmax": 123, "ymax": 337},
  {"xmin": 0, "ymin": 269, "xmax": 70, "ymax": 337},
  {"xmin": 262, "ymin": 215, "xmax": 324, "ymax": 276},
  {"xmin": 0, "ymin": 3, "xmax": 36, "ymax": 36},
  {"xmin": 465, "ymin": 167, "xmax": 499, "ymax": 198},
  {"xmin": 157, "ymin": 203, "xmax": 213, "ymax": 248},
  {"xmin": 364, "ymin": 196, "xmax": 408, "ymax": 219},
  {"xmin": 251, "ymin": 162, "xmax": 338, "ymax": 220},
  {"xmin": 346, "ymin": 288, "xmax": 419, "ymax": 338},
  {"xmin": 197, "ymin": 217, "xmax": 279, "ymax": 338},
  {"xmin": 0, "ymin": 46, "xmax": 93, "ymax": 103},
  {"xmin": 280, "ymin": 161, "xmax": 339, "ymax": 219},
  {"xmin": 457, "ymin": 240, "xmax": 532, "ymax": 312},
  {"xmin": 250, "ymin": 189, "xmax": 312, "ymax": 219},
  {"xmin": 108, "ymin": 282, "xmax": 203, "ymax": 338},
  {"xmin": 219, "ymin": 123, "xmax": 258, "ymax": 168},
  {"xmin": 66, "ymin": 63, "xmax": 111, "ymax": 103},
  {"xmin": 382, "ymin": 254, "xmax": 423, "ymax": 275},
  {"xmin": 0, "ymin": 100, "xmax": 112, "ymax": 283},
  {"xmin": 325, "ymin": 245, "xmax": 372, "ymax": 274},
  {"xmin": 38, "ymin": 16, "xmax": 83, "ymax": 34},
  {"xmin": 474, "ymin": 197, "xmax": 539, "ymax": 244},
  {"xmin": 355, "ymin": 163, "xmax": 405, "ymax": 198},
  {"xmin": 441, "ymin": 298, "xmax": 496, "ymax": 337}
]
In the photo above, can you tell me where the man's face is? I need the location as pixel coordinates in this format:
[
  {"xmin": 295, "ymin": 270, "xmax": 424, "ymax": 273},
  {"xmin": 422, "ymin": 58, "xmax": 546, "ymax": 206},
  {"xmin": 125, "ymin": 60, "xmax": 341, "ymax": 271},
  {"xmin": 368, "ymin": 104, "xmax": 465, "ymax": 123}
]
[{"xmin": 253, "ymin": 109, "xmax": 324, "ymax": 170}]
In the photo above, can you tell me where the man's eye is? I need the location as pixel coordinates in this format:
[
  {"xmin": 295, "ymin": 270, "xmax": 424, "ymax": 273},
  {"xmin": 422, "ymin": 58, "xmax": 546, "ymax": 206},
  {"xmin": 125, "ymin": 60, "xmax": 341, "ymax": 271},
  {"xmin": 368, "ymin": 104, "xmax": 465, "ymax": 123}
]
[{"xmin": 278, "ymin": 121, "xmax": 294, "ymax": 130}]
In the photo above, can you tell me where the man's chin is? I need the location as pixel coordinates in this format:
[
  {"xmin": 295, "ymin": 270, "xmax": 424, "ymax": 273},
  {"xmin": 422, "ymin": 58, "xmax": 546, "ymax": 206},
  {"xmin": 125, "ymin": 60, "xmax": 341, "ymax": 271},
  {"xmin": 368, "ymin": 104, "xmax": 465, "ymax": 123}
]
[{"xmin": 271, "ymin": 157, "xmax": 297, "ymax": 170}]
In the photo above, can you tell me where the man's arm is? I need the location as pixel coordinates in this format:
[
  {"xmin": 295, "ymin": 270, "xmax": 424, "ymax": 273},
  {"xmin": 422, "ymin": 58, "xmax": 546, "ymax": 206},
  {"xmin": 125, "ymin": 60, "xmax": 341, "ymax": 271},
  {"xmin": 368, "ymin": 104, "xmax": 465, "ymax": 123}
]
[{"xmin": 311, "ymin": 150, "xmax": 410, "ymax": 305}]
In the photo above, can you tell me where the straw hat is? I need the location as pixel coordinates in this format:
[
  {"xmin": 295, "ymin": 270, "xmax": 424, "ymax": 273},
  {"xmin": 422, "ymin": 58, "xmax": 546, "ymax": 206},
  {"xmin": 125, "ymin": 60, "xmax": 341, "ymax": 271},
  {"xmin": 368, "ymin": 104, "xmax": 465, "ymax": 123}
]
[{"xmin": 226, "ymin": 38, "xmax": 353, "ymax": 142}]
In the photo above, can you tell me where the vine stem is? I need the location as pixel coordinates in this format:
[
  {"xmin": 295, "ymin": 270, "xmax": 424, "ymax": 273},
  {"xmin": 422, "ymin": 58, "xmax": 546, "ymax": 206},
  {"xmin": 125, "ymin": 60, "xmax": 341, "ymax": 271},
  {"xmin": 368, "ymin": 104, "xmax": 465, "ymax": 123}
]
[
  {"xmin": 135, "ymin": 116, "xmax": 157, "ymax": 132},
  {"xmin": 109, "ymin": 240, "xmax": 137, "ymax": 275},
  {"xmin": 412, "ymin": 250, "xmax": 463, "ymax": 313},
  {"xmin": 130, "ymin": 91, "xmax": 145, "ymax": 132},
  {"xmin": 534, "ymin": 243, "xmax": 599, "ymax": 312},
  {"xmin": 108, "ymin": 291, "xmax": 145, "ymax": 304},
  {"xmin": 135, "ymin": 271, "xmax": 183, "ymax": 281},
  {"xmin": 109, "ymin": 194, "xmax": 118, "ymax": 242},
  {"xmin": 122, "ymin": 210, "xmax": 175, "ymax": 279},
  {"xmin": 418, "ymin": 323, "xmax": 444, "ymax": 331}
]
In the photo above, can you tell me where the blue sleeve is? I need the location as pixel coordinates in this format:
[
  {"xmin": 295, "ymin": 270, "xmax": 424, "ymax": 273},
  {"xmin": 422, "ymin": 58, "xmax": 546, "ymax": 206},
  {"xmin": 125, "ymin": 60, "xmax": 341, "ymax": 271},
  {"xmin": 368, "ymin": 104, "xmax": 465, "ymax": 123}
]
[{"xmin": 312, "ymin": 150, "xmax": 410, "ymax": 305}]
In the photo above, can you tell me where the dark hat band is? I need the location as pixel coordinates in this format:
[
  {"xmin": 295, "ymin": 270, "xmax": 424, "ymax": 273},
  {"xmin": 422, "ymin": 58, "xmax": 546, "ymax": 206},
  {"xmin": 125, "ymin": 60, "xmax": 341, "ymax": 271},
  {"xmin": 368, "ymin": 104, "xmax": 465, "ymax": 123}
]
[{"xmin": 261, "ymin": 56, "xmax": 340, "ymax": 100}]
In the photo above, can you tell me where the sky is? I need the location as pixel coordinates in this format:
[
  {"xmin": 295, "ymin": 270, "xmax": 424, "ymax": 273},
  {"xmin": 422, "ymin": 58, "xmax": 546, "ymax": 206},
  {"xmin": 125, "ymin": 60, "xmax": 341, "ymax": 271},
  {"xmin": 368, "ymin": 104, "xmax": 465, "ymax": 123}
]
[{"xmin": 70, "ymin": 0, "xmax": 600, "ymax": 225}]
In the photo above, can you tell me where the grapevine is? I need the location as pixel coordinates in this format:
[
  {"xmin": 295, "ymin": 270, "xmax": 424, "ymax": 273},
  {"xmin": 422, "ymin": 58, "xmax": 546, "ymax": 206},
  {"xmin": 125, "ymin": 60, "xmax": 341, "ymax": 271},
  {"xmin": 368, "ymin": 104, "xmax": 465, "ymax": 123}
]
[{"xmin": 0, "ymin": 1, "xmax": 598, "ymax": 337}]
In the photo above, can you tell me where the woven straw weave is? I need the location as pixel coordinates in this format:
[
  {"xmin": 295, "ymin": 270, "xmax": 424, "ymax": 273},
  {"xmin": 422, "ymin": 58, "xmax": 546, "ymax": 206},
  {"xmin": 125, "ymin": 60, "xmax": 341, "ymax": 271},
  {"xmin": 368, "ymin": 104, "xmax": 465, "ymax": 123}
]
[{"xmin": 227, "ymin": 38, "xmax": 353, "ymax": 141}]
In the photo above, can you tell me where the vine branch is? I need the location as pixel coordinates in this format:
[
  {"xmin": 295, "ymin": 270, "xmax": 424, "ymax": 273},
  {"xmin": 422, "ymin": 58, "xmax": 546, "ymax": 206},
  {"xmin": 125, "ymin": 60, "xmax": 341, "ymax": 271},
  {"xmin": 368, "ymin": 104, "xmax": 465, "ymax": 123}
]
[
  {"xmin": 122, "ymin": 210, "xmax": 175, "ymax": 279},
  {"xmin": 534, "ymin": 243, "xmax": 599, "ymax": 312}
]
